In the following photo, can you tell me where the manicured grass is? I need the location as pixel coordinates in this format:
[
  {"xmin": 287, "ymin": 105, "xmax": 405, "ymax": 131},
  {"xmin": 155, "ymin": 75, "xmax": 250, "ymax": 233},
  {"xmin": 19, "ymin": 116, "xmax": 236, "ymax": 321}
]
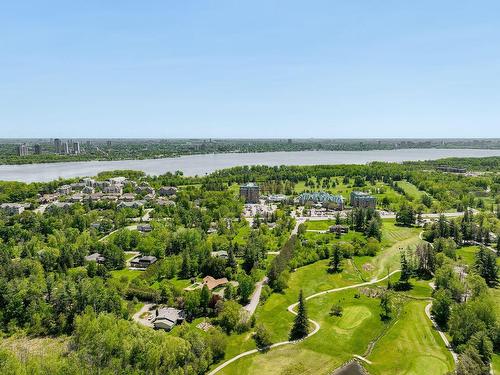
[
  {"xmin": 352, "ymin": 220, "xmax": 422, "ymax": 280},
  {"xmin": 305, "ymin": 219, "xmax": 335, "ymax": 231},
  {"xmin": 492, "ymin": 353, "xmax": 500, "ymax": 374},
  {"xmin": 110, "ymin": 268, "xmax": 142, "ymax": 281},
  {"xmin": 212, "ymin": 222, "xmax": 450, "ymax": 375},
  {"xmin": 219, "ymin": 288, "xmax": 387, "ymax": 375},
  {"xmin": 397, "ymin": 181, "xmax": 426, "ymax": 201},
  {"xmin": 255, "ymin": 259, "xmax": 363, "ymax": 343},
  {"xmin": 456, "ymin": 245, "xmax": 500, "ymax": 267},
  {"xmin": 456, "ymin": 245, "xmax": 480, "ymax": 266},
  {"xmin": 380, "ymin": 219, "xmax": 421, "ymax": 248},
  {"xmin": 124, "ymin": 252, "xmax": 138, "ymax": 261},
  {"xmin": 491, "ymin": 288, "xmax": 500, "ymax": 317},
  {"xmin": 366, "ymin": 300, "xmax": 454, "ymax": 375}
]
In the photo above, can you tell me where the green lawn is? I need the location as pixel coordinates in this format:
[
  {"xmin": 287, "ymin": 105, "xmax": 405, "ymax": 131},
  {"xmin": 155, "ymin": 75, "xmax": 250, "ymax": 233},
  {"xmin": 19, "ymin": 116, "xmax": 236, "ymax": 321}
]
[
  {"xmin": 456, "ymin": 245, "xmax": 500, "ymax": 268},
  {"xmin": 219, "ymin": 288, "xmax": 386, "ymax": 375},
  {"xmin": 305, "ymin": 219, "xmax": 336, "ymax": 231},
  {"xmin": 493, "ymin": 353, "xmax": 500, "ymax": 374},
  {"xmin": 396, "ymin": 181, "xmax": 426, "ymax": 201},
  {"xmin": 351, "ymin": 220, "xmax": 422, "ymax": 280},
  {"xmin": 366, "ymin": 300, "xmax": 454, "ymax": 375},
  {"xmin": 110, "ymin": 268, "xmax": 142, "ymax": 281},
  {"xmin": 212, "ymin": 220, "xmax": 453, "ymax": 375}
]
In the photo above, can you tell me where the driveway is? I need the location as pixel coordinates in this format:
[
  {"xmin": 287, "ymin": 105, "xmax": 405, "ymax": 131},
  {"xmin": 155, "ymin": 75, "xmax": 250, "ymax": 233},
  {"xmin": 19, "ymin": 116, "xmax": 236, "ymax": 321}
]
[{"xmin": 132, "ymin": 303, "xmax": 154, "ymax": 328}]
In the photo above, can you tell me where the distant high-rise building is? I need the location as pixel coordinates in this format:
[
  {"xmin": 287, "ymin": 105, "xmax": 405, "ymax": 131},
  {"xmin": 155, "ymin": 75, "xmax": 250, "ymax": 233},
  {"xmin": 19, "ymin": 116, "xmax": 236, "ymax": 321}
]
[
  {"xmin": 54, "ymin": 138, "xmax": 62, "ymax": 153},
  {"xmin": 33, "ymin": 144, "xmax": 42, "ymax": 154},
  {"xmin": 287, "ymin": 139, "xmax": 292, "ymax": 144},
  {"xmin": 73, "ymin": 141, "xmax": 80, "ymax": 154},
  {"xmin": 107, "ymin": 140, "xmax": 112, "ymax": 147},
  {"xmin": 62, "ymin": 141, "xmax": 70, "ymax": 154},
  {"xmin": 17, "ymin": 143, "xmax": 28, "ymax": 156}
]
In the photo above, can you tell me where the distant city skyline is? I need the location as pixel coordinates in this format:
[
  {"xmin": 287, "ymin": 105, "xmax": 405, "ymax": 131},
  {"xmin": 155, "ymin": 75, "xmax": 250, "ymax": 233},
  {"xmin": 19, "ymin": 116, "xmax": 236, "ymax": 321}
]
[{"xmin": 1, "ymin": 1, "xmax": 500, "ymax": 138}]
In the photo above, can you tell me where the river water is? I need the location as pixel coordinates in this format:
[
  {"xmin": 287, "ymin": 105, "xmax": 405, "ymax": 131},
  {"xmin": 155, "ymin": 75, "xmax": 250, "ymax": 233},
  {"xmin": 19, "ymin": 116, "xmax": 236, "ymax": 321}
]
[{"xmin": 0, "ymin": 149, "xmax": 499, "ymax": 183}]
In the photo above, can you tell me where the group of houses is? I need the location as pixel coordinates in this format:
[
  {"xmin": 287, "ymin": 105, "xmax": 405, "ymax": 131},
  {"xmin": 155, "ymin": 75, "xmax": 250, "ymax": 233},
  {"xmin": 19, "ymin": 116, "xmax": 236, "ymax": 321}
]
[{"xmin": 43, "ymin": 177, "xmax": 178, "ymax": 208}]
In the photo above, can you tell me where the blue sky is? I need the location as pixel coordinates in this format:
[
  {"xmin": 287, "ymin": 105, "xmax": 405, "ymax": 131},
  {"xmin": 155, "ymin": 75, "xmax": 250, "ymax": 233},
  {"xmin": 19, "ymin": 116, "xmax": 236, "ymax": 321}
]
[{"xmin": 1, "ymin": 1, "xmax": 500, "ymax": 138}]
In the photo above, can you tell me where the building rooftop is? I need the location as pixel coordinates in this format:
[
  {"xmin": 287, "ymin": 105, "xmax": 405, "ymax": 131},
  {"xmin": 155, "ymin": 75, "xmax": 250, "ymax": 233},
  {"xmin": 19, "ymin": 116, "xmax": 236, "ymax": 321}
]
[
  {"xmin": 298, "ymin": 191, "xmax": 344, "ymax": 204},
  {"xmin": 240, "ymin": 182, "xmax": 259, "ymax": 188}
]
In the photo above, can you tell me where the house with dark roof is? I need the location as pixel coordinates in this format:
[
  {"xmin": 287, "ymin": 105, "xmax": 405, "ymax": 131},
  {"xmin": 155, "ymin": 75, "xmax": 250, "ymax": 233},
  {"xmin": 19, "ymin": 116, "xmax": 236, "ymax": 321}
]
[
  {"xmin": 152, "ymin": 307, "xmax": 185, "ymax": 331},
  {"xmin": 158, "ymin": 186, "xmax": 178, "ymax": 197},
  {"xmin": 85, "ymin": 252, "xmax": 106, "ymax": 264},
  {"xmin": 130, "ymin": 255, "xmax": 157, "ymax": 269}
]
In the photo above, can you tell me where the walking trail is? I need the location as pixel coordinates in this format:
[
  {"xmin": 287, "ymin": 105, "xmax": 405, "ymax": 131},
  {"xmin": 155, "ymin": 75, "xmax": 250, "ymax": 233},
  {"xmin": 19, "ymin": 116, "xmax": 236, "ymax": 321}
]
[{"xmin": 207, "ymin": 270, "xmax": 400, "ymax": 375}]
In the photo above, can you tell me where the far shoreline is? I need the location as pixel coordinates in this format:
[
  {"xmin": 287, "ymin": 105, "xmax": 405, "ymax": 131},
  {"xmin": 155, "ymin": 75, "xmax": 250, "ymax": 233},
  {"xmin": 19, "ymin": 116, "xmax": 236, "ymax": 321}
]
[{"xmin": 1, "ymin": 149, "xmax": 500, "ymax": 183}]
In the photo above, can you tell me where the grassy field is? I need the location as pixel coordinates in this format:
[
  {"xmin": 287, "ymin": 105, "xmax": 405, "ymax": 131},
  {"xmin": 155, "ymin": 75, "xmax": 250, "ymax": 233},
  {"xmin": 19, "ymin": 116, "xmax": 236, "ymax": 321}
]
[
  {"xmin": 219, "ymin": 288, "xmax": 387, "ymax": 375},
  {"xmin": 351, "ymin": 220, "xmax": 422, "ymax": 280},
  {"xmin": 493, "ymin": 353, "xmax": 500, "ymax": 374},
  {"xmin": 366, "ymin": 300, "xmax": 454, "ymax": 375},
  {"xmin": 304, "ymin": 219, "xmax": 336, "ymax": 231},
  {"xmin": 396, "ymin": 181, "xmax": 426, "ymax": 201},
  {"xmin": 219, "ymin": 284, "xmax": 453, "ymax": 375},
  {"xmin": 110, "ymin": 268, "xmax": 142, "ymax": 281},
  {"xmin": 214, "ymin": 222, "xmax": 446, "ymax": 375},
  {"xmin": 456, "ymin": 245, "xmax": 500, "ymax": 267}
]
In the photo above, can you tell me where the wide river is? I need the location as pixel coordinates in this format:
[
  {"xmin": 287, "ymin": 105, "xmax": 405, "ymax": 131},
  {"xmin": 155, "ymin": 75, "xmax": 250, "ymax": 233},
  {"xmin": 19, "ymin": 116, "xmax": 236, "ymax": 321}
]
[{"xmin": 1, "ymin": 148, "xmax": 499, "ymax": 183}]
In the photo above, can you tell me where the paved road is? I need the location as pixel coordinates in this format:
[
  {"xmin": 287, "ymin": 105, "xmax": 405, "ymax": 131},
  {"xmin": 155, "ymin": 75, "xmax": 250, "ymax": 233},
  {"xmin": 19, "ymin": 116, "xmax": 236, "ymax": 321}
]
[
  {"xmin": 207, "ymin": 270, "xmax": 400, "ymax": 375},
  {"xmin": 244, "ymin": 277, "xmax": 268, "ymax": 315}
]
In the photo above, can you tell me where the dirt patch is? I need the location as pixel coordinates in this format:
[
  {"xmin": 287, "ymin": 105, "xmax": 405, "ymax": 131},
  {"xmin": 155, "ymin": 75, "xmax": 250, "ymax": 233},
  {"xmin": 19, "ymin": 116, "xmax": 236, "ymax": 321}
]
[{"xmin": 362, "ymin": 263, "xmax": 374, "ymax": 272}]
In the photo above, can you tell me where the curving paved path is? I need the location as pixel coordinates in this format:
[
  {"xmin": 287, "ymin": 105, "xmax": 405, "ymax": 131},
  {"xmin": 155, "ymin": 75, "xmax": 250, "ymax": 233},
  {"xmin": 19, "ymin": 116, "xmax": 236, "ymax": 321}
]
[
  {"xmin": 424, "ymin": 302, "xmax": 458, "ymax": 363},
  {"xmin": 207, "ymin": 270, "xmax": 400, "ymax": 375}
]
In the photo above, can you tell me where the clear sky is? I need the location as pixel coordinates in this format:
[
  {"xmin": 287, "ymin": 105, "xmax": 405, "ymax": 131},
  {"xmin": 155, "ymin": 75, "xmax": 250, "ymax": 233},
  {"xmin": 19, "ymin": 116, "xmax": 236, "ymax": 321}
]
[{"xmin": 1, "ymin": 1, "xmax": 500, "ymax": 138}]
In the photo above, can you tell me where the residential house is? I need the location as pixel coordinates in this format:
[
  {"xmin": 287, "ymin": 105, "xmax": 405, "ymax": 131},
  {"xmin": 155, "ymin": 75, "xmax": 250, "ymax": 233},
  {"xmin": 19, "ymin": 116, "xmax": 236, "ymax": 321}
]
[
  {"xmin": 0, "ymin": 203, "xmax": 25, "ymax": 215},
  {"xmin": 82, "ymin": 186, "xmax": 95, "ymax": 194},
  {"xmin": 39, "ymin": 194, "xmax": 59, "ymax": 204},
  {"xmin": 70, "ymin": 182, "xmax": 86, "ymax": 190},
  {"xmin": 57, "ymin": 185, "xmax": 72, "ymax": 195},
  {"xmin": 120, "ymin": 193, "xmax": 136, "ymax": 202},
  {"xmin": 136, "ymin": 184, "xmax": 155, "ymax": 195},
  {"xmin": 158, "ymin": 186, "xmax": 178, "ymax": 197},
  {"xmin": 202, "ymin": 276, "xmax": 228, "ymax": 291},
  {"xmin": 152, "ymin": 307, "xmax": 185, "ymax": 331},
  {"xmin": 109, "ymin": 177, "xmax": 127, "ymax": 185},
  {"xmin": 69, "ymin": 194, "xmax": 84, "ymax": 203},
  {"xmin": 117, "ymin": 200, "xmax": 145, "ymax": 210},
  {"xmin": 103, "ymin": 185, "xmax": 123, "ymax": 195},
  {"xmin": 84, "ymin": 252, "xmax": 105, "ymax": 264},
  {"xmin": 130, "ymin": 255, "xmax": 157, "ymax": 269},
  {"xmin": 82, "ymin": 178, "xmax": 96, "ymax": 187},
  {"xmin": 137, "ymin": 224, "xmax": 152, "ymax": 232}
]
